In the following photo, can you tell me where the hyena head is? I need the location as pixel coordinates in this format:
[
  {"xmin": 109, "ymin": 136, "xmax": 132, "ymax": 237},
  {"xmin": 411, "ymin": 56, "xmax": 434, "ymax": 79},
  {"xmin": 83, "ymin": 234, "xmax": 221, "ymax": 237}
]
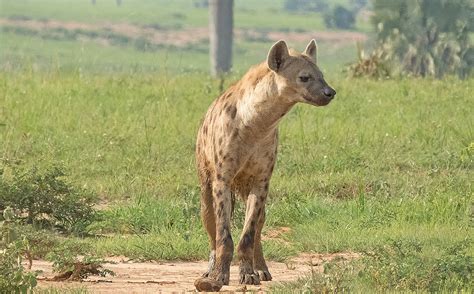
[{"xmin": 267, "ymin": 39, "xmax": 336, "ymax": 106}]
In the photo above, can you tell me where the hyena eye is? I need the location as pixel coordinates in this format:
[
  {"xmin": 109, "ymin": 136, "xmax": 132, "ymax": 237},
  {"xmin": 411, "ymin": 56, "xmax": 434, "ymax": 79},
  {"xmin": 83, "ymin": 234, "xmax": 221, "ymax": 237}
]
[{"xmin": 299, "ymin": 76, "xmax": 310, "ymax": 82}]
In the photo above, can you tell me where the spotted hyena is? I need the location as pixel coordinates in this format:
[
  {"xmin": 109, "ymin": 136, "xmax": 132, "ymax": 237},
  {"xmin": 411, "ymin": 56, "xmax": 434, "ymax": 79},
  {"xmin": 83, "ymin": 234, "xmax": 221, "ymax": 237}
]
[{"xmin": 195, "ymin": 40, "xmax": 336, "ymax": 287}]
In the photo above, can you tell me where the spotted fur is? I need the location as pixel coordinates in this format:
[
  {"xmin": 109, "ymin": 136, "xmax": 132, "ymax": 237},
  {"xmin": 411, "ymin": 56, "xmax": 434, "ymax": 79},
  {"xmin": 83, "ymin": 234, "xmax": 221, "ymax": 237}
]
[{"xmin": 195, "ymin": 40, "xmax": 336, "ymax": 285}]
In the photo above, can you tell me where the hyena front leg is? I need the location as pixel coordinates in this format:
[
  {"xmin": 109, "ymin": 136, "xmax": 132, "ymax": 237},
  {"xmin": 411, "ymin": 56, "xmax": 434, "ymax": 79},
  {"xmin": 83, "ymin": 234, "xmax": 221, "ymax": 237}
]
[
  {"xmin": 208, "ymin": 179, "xmax": 234, "ymax": 285},
  {"xmin": 254, "ymin": 209, "xmax": 272, "ymax": 281},
  {"xmin": 237, "ymin": 185, "xmax": 267, "ymax": 285}
]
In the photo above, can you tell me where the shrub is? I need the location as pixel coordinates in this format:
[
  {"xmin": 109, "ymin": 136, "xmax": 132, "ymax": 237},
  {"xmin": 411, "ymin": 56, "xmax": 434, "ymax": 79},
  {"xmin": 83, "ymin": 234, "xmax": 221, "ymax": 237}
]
[
  {"xmin": 346, "ymin": 42, "xmax": 394, "ymax": 79},
  {"xmin": 46, "ymin": 241, "xmax": 114, "ymax": 281},
  {"xmin": 0, "ymin": 208, "xmax": 38, "ymax": 293},
  {"xmin": 0, "ymin": 165, "xmax": 96, "ymax": 236},
  {"xmin": 0, "ymin": 243, "xmax": 38, "ymax": 293},
  {"xmin": 324, "ymin": 5, "xmax": 356, "ymax": 29},
  {"xmin": 372, "ymin": 0, "xmax": 473, "ymax": 78}
]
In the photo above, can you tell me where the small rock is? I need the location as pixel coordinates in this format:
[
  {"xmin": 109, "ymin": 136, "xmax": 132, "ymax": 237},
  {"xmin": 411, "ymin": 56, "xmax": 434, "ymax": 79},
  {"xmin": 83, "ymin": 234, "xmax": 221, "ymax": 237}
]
[{"xmin": 194, "ymin": 277, "xmax": 223, "ymax": 292}]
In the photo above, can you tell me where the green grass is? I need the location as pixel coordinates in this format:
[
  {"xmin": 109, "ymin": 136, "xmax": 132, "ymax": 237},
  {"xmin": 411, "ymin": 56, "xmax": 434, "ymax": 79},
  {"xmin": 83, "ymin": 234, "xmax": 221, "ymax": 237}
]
[
  {"xmin": 273, "ymin": 239, "xmax": 473, "ymax": 292},
  {"xmin": 0, "ymin": 30, "xmax": 357, "ymax": 74},
  {"xmin": 1, "ymin": 72, "xmax": 472, "ymax": 262},
  {"xmin": 4, "ymin": 74, "xmax": 470, "ymax": 202},
  {"xmin": 0, "ymin": 0, "xmax": 366, "ymax": 78},
  {"xmin": 0, "ymin": 68, "xmax": 472, "ymax": 292},
  {"xmin": 0, "ymin": 0, "xmax": 367, "ymax": 31}
]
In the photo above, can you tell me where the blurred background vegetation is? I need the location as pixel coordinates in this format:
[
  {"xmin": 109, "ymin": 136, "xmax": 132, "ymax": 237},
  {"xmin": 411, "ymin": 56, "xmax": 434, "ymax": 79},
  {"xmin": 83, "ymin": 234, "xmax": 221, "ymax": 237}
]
[
  {"xmin": 1, "ymin": 0, "xmax": 471, "ymax": 77},
  {"xmin": 0, "ymin": 0, "xmax": 373, "ymax": 75},
  {"xmin": 370, "ymin": 0, "xmax": 473, "ymax": 78}
]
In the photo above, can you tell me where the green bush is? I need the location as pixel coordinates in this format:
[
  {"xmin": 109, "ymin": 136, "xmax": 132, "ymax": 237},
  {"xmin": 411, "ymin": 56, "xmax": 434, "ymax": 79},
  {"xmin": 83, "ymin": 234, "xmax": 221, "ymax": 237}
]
[
  {"xmin": 0, "ymin": 243, "xmax": 38, "ymax": 293},
  {"xmin": 0, "ymin": 208, "xmax": 38, "ymax": 293},
  {"xmin": 346, "ymin": 42, "xmax": 395, "ymax": 79},
  {"xmin": 0, "ymin": 165, "xmax": 96, "ymax": 236},
  {"xmin": 324, "ymin": 5, "xmax": 356, "ymax": 29},
  {"xmin": 372, "ymin": 0, "xmax": 473, "ymax": 78},
  {"xmin": 46, "ymin": 240, "xmax": 114, "ymax": 281}
]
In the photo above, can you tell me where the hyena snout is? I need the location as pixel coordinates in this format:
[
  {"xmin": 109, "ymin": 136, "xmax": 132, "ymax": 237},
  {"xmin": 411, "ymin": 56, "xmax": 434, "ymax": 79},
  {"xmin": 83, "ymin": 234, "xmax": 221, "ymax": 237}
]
[{"xmin": 322, "ymin": 86, "xmax": 336, "ymax": 99}]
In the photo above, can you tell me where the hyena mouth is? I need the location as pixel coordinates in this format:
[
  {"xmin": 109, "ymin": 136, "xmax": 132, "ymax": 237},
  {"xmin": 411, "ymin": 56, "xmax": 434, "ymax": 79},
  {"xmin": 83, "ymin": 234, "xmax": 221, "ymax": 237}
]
[{"xmin": 303, "ymin": 95, "xmax": 331, "ymax": 106}]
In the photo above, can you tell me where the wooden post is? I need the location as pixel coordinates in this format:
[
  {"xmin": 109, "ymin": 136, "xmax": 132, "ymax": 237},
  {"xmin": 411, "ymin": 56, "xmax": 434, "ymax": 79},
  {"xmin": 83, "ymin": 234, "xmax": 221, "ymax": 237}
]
[{"xmin": 209, "ymin": 0, "xmax": 233, "ymax": 77}]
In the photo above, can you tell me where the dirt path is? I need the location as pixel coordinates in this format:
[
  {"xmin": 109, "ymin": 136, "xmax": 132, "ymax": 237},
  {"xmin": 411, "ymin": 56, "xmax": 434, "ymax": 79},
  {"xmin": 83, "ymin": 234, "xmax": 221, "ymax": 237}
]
[
  {"xmin": 33, "ymin": 253, "xmax": 358, "ymax": 293},
  {"xmin": 0, "ymin": 18, "xmax": 367, "ymax": 48}
]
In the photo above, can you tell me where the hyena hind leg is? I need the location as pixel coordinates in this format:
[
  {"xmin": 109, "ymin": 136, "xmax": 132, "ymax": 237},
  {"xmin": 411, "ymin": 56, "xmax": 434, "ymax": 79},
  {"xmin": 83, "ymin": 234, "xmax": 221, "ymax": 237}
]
[{"xmin": 200, "ymin": 181, "xmax": 216, "ymax": 277}]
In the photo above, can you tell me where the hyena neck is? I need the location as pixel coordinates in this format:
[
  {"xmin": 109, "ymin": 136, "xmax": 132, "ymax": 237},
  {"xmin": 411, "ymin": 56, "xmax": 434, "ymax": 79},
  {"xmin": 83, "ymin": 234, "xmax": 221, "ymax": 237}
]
[{"xmin": 236, "ymin": 65, "xmax": 295, "ymax": 139}]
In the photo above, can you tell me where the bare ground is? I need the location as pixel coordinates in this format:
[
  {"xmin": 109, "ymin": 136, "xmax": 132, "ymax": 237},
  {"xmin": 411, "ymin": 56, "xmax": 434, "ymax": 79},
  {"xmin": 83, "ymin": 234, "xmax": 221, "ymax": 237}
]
[
  {"xmin": 33, "ymin": 253, "xmax": 358, "ymax": 293},
  {"xmin": 0, "ymin": 18, "xmax": 367, "ymax": 48}
]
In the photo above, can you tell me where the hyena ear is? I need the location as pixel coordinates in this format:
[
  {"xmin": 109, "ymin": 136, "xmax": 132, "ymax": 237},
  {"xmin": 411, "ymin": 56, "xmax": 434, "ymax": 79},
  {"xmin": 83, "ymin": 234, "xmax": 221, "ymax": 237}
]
[
  {"xmin": 267, "ymin": 40, "xmax": 290, "ymax": 72},
  {"xmin": 303, "ymin": 39, "xmax": 318, "ymax": 63}
]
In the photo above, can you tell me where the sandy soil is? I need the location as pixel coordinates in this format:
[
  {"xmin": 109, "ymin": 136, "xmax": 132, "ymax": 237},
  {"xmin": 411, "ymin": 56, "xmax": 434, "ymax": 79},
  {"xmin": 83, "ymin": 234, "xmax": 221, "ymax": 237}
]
[
  {"xmin": 0, "ymin": 18, "xmax": 367, "ymax": 48},
  {"xmin": 32, "ymin": 253, "xmax": 358, "ymax": 293}
]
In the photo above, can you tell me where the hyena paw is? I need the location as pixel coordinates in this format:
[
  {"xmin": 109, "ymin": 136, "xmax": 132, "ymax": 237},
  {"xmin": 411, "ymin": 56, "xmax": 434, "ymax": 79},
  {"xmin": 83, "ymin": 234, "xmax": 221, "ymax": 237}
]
[
  {"xmin": 201, "ymin": 250, "xmax": 216, "ymax": 278},
  {"xmin": 239, "ymin": 265, "xmax": 261, "ymax": 285},
  {"xmin": 239, "ymin": 272, "xmax": 260, "ymax": 285},
  {"xmin": 255, "ymin": 269, "xmax": 272, "ymax": 281}
]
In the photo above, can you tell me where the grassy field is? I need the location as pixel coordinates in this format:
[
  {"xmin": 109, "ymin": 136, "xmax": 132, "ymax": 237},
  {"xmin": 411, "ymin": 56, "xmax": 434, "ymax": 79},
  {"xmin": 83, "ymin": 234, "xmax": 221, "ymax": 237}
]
[
  {"xmin": 0, "ymin": 0, "xmax": 366, "ymax": 74},
  {"xmin": 0, "ymin": 0, "xmax": 472, "ymax": 292},
  {"xmin": 1, "ymin": 72, "xmax": 472, "ymax": 291},
  {"xmin": 0, "ymin": 31, "xmax": 356, "ymax": 75},
  {"xmin": 0, "ymin": 0, "xmax": 365, "ymax": 31}
]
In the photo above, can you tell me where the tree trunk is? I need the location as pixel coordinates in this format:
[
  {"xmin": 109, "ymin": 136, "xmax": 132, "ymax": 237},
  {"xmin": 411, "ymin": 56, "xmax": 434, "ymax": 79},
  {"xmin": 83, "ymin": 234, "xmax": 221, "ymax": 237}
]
[{"xmin": 209, "ymin": 0, "xmax": 233, "ymax": 77}]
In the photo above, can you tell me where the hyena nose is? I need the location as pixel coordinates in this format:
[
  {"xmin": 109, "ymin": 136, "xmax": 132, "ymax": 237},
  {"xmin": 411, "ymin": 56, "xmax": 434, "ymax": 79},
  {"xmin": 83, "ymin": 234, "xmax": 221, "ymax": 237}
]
[{"xmin": 323, "ymin": 87, "xmax": 336, "ymax": 99}]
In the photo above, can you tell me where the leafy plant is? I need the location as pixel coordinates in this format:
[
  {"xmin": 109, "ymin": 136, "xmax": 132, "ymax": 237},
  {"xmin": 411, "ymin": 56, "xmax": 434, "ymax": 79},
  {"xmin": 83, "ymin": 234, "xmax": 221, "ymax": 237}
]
[
  {"xmin": 350, "ymin": 0, "xmax": 368, "ymax": 13},
  {"xmin": 0, "ymin": 165, "xmax": 96, "ymax": 235},
  {"xmin": 371, "ymin": 0, "xmax": 473, "ymax": 78},
  {"xmin": 0, "ymin": 208, "xmax": 38, "ymax": 293},
  {"xmin": 346, "ymin": 42, "xmax": 394, "ymax": 78},
  {"xmin": 1, "ymin": 209, "xmax": 60, "ymax": 271},
  {"xmin": 0, "ymin": 244, "xmax": 38, "ymax": 293},
  {"xmin": 46, "ymin": 241, "xmax": 114, "ymax": 281},
  {"xmin": 17, "ymin": 225, "xmax": 60, "ymax": 260},
  {"xmin": 324, "ymin": 5, "xmax": 356, "ymax": 29}
]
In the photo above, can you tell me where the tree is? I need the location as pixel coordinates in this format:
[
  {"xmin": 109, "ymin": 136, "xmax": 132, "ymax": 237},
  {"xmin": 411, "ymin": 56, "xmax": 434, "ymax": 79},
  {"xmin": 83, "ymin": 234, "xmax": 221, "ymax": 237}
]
[
  {"xmin": 351, "ymin": 0, "xmax": 368, "ymax": 12},
  {"xmin": 209, "ymin": 0, "xmax": 233, "ymax": 77},
  {"xmin": 324, "ymin": 5, "xmax": 356, "ymax": 29},
  {"xmin": 372, "ymin": 0, "xmax": 473, "ymax": 78}
]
